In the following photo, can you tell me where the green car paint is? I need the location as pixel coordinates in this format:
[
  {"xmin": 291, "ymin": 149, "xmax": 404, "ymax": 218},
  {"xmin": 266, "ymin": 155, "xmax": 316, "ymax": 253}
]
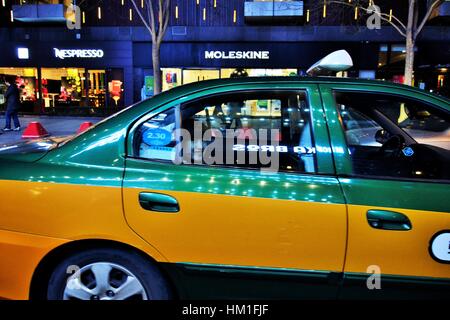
[
  {"xmin": 0, "ymin": 77, "xmax": 449, "ymax": 299},
  {"xmin": 338, "ymin": 177, "xmax": 450, "ymax": 213},
  {"xmin": 124, "ymin": 157, "xmax": 345, "ymax": 204},
  {"xmin": 0, "ymin": 77, "xmax": 448, "ymax": 208}
]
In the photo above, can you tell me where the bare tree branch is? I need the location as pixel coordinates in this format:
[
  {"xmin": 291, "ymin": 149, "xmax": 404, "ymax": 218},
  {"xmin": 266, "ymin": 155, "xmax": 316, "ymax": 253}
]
[
  {"xmin": 128, "ymin": 0, "xmax": 171, "ymax": 94},
  {"xmin": 156, "ymin": 0, "xmax": 164, "ymax": 42},
  {"xmin": 315, "ymin": 0, "xmax": 445, "ymax": 86},
  {"xmin": 413, "ymin": 0, "xmax": 419, "ymax": 31},
  {"xmin": 414, "ymin": 0, "xmax": 444, "ymax": 38},
  {"xmin": 327, "ymin": 0, "xmax": 407, "ymax": 37},
  {"xmin": 370, "ymin": 0, "xmax": 407, "ymax": 30},
  {"xmin": 148, "ymin": 0, "xmax": 157, "ymax": 42},
  {"xmin": 376, "ymin": 12, "xmax": 407, "ymax": 37},
  {"xmin": 158, "ymin": 0, "xmax": 171, "ymax": 43},
  {"xmin": 146, "ymin": 0, "xmax": 153, "ymax": 32},
  {"xmin": 130, "ymin": 0, "xmax": 152, "ymax": 35}
]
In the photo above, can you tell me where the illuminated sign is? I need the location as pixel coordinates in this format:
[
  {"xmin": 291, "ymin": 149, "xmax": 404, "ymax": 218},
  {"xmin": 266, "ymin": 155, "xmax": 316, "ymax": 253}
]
[
  {"xmin": 54, "ymin": 48, "xmax": 104, "ymax": 60},
  {"xmin": 205, "ymin": 51, "xmax": 270, "ymax": 60},
  {"xmin": 17, "ymin": 47, "xmax": 29, "ymax": 60}
]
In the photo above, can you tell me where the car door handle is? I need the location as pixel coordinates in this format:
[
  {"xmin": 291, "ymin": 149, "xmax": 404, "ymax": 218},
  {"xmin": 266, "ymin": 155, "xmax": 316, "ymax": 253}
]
[
  {"xmin": 367, "ymin": 210, "xmax": 412, "ymax": 231},
  {"xmin": 139, "ymin": 192, "xmax": 179, "ymax": 213}
]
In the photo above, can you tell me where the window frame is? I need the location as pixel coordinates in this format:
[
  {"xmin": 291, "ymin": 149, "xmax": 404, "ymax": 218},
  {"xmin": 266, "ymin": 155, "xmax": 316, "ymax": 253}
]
[
  {"xmin": 126, "ymin": 83, "xmax": 335, "ymax": 176},
  {"xmin": 320, "ymin": 83, "xmax": 450, "ymax": 184}
]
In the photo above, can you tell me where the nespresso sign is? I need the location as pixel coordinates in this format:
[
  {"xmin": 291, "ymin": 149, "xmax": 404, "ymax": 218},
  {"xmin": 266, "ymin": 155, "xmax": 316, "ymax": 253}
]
[
  {"xmin": 54, "ymin": 48, "xmax": 104, "ymax": 60},
  {"xmin": 204, "ymin": 50, "xmax": 270, "ymax": 60}
]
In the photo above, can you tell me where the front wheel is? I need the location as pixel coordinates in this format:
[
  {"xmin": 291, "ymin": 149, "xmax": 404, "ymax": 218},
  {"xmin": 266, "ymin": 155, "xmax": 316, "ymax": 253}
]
[{"xmin": 46, "ymin": 247, "xmax": 172, "ymax": 300}]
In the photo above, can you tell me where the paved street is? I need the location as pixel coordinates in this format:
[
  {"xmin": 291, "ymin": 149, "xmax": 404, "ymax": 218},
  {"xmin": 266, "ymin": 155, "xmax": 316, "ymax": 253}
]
[{"xmin": 0, "ymin": 115, "xmax": 102, "ymax": 145}]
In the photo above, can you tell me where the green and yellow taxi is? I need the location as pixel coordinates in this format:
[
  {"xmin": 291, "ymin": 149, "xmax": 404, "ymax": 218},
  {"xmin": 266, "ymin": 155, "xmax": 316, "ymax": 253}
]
[{"xmin": 0, "ymin": 75, "xmax": 449, "ymax": 300}]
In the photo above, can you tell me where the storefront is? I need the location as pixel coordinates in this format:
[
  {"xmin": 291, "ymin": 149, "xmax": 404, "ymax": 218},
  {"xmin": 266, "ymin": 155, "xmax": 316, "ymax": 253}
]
[
  {"xmin": 0, "ymin": 67, "xmax": 38, "ymax": 113},
  {"xmin": 0, "ymin": 40, "xmax": 386, "ymax": 115},
  {"xmin": 415, "ymin": 42, "xmax": 450, "ymax": 97},
  {"xmin": 160, "ymin": 68, "xmax": 298, "ymax": 91},
  {"xmin": 0, "ymin": 41, "xmax": 133, "ymax": 116},
  {"xmin": 133, "ymin": 41, "xmax": 380, "ymax": 100}
]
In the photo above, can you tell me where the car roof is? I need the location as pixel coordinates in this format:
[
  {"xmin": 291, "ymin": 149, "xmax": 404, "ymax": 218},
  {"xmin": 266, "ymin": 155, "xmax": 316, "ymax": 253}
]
[{"xmin": 160, "ymin": 76, "xmax": 450, "ymax": 105}]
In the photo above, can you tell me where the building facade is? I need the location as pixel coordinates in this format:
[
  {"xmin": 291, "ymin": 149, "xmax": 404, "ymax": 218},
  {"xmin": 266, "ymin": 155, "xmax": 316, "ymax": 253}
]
[{"xmin": 0, "ymin": 0, "xmax": 449, "ymax": 116}]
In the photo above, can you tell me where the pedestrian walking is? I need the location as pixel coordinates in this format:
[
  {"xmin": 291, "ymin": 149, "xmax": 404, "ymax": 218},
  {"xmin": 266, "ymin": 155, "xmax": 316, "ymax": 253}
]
[{"xmin": 2, "ymin": 76, "xmax": 21, "ymax": 132}]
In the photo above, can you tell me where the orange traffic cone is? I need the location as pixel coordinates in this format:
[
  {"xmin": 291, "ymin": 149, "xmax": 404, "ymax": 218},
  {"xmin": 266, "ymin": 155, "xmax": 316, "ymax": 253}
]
[
  {"xmin": 77, "ymin": 121, "xmax": 94, "ymax": 134},
  {"xmin": 22, "ymin": 122, "xmax": 50, "ymax": 139}
]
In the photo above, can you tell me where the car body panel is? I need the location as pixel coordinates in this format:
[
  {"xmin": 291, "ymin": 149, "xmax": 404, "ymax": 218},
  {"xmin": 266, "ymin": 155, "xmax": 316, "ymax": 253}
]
[
  {"xmin": 123, "ymin": 160, "xmax": 347, "ymax": 270},
  {"xmin": 343, "ymin": 203, "xmax": 450, "ymax": 278},
  {"xmin": 0, "ymin": 77, "xmax": 448, "ymax": 299},
  {"xmin": 0, "ymin": 229, "xmax": 68, "ymax": 300}
]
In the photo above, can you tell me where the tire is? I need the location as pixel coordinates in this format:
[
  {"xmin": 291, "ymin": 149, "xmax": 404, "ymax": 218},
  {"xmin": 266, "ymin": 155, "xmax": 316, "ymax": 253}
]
[{"xmin": 46, "ymin": 247, "xmax": 172, "ymax": 300}]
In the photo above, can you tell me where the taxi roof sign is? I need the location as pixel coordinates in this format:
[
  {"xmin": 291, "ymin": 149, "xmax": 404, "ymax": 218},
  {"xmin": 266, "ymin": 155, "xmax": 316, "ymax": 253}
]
[{"xmin": 307, "ymin": 50, "xmax": 353, "ymax": 76}]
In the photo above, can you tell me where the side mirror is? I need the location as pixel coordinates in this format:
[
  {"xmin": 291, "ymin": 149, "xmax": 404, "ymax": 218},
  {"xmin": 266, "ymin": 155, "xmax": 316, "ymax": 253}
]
[{"xmin": 375, "ymin": 129, "xmax": 390, "ymax": 144}]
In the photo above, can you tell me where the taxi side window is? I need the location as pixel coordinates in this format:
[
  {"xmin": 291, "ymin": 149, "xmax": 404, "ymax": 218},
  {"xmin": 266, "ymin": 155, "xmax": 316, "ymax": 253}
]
[
  {"xmin": 335, "ymin": 91, "xmax": 450, "ymax": 180},
  {"xmin": 134, "ymin": 90, "xmax": 317, "ymax": 173},
  {"xmin": 134, "ymin": 107, "xmax": 179, "ymax": 162}
]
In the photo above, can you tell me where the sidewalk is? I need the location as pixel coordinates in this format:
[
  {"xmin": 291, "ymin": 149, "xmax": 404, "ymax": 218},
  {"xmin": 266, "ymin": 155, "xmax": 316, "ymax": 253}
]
[{"xmin": 0, "ymin": 115, "xmax": 102, "ymax": 145}]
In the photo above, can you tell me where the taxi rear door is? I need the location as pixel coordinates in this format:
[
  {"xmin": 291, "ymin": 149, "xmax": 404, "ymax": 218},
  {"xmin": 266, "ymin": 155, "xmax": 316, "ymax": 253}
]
[{"xmin": 320, "ymin": 83, "xmax": 450, "ymax": 299}]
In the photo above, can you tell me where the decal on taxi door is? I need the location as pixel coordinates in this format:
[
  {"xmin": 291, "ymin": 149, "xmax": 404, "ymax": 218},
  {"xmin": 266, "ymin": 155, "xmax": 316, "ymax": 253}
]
[{"xmin": 429, "ymin": 230, "xmax": 450, "ymax": 264}]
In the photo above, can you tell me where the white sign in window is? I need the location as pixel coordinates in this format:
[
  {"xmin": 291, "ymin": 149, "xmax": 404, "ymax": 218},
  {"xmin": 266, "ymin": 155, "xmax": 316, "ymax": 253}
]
[{"xmin": 17, "ymin": 47, "xmax": 29, "ymax": 60}]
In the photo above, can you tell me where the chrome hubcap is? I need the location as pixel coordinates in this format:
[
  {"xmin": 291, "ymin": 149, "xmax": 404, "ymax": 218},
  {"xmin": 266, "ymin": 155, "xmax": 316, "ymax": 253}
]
[{"xmin": 63, "ymin": 262, "xmax": 148, "ymax": 300}]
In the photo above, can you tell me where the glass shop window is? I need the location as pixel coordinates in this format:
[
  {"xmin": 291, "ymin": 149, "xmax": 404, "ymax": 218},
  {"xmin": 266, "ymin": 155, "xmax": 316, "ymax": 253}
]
[
  {"xmin": 87, "ymin": 70, "xmax": 106, "ymax": 108},
  {"xmin": 107, "ymin": 68, "xmax": 124, "ymax": 108},
  {"xmin": 0, "ymin": 68, "xmax": 38, "ymax": 113},
  {"xmin": 41, "ymin": 68, "xmax": 87, "ymax": 109}
]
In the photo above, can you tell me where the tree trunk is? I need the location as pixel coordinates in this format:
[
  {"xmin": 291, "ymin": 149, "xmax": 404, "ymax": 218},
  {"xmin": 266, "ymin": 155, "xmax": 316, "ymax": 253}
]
[
  {"xmin": 403, "ymin": 0, "xmax": 416, "ymax": 86},
  {"xmin": 152, "ymin": 41, "xmax": 162, "ymax": 95},
  {"xmin": 404, "ymin": 34, "xmax": 415, "ymax": 86}
]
